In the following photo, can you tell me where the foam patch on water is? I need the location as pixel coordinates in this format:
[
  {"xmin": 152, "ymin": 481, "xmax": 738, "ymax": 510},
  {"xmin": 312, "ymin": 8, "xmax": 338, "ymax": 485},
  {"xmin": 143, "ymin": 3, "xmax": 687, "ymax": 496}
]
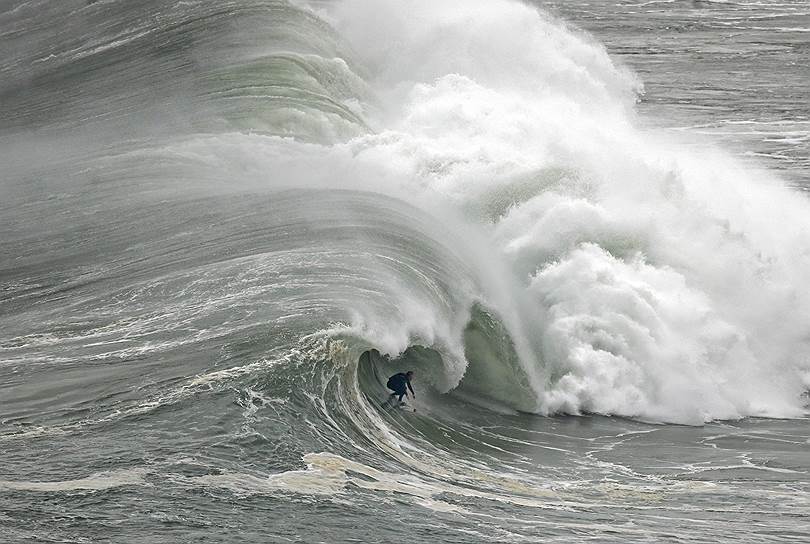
[
  {"xmin": 173, "ymin": 451, "xmax": 559, "ymax": 511},
  {"xmin": 0, "ymin": 467, "xmax": 148, "ymax": 492},
  {"xmin": 173, "ymin": 449, "xmax": 787, "ymax": 518}
]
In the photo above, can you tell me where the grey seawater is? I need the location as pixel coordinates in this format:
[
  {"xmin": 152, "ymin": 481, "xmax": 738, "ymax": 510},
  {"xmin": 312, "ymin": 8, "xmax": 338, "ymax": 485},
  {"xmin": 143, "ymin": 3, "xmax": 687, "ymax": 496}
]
[
  {"xmin": 1, "ymin": 1, "xmax": 809, "ymax": 543},
  {"xmin": 540, "ymin": 0, "xmax": 810, "ymax": 187}
]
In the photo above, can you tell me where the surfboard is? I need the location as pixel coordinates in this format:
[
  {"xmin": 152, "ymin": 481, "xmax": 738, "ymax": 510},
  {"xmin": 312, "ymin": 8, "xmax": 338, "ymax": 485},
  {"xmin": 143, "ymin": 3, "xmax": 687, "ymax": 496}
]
[{"xmin": 380, "ymin": 397, "xmax": 416, "ymax": 412}]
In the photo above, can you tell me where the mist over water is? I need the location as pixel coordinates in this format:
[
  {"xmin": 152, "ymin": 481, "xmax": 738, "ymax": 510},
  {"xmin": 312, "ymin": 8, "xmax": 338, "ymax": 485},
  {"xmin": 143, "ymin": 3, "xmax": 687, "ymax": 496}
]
[{"xmin": 1, "ymin": 0, "xmax": 809, "ymax": 542}]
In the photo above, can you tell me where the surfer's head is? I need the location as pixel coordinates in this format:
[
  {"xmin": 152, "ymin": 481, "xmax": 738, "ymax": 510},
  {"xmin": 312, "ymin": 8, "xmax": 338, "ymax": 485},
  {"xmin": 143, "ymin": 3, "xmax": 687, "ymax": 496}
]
[{"xmin": 406, "ymin": 370, "xmax": 414, "ymax": 378}]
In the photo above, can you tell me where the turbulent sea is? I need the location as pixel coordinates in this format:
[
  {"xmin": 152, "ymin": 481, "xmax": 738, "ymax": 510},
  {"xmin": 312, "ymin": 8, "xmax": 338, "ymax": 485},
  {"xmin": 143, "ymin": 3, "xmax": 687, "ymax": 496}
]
[{"xmin": 2, "ymin": 0, "xmax": 810, "ymax": 542}]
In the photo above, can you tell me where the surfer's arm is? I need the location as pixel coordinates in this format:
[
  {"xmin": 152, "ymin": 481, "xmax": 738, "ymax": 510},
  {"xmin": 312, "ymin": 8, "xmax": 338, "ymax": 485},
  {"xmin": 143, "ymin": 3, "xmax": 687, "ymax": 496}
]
[{"xmin": 407, "ymin": 381, "xmax": 415, "ymax": 397}]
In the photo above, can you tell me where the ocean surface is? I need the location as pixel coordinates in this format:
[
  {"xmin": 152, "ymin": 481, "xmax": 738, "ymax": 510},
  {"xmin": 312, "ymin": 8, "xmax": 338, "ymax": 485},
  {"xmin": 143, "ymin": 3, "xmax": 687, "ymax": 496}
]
[{"xmin": 1, "ymin": 0, "xmax": 809, "ymax": 542}]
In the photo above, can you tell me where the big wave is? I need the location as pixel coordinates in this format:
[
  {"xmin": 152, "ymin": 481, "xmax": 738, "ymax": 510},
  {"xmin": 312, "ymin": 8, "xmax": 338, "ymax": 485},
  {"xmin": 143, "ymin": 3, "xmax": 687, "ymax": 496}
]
[
  {"xmin": 3, "ymin": 0, "xmax": 810, "ymax": 425},
  {"xmin": 309, "ymin": 0, "xmax": 810, "ymax": 423}
]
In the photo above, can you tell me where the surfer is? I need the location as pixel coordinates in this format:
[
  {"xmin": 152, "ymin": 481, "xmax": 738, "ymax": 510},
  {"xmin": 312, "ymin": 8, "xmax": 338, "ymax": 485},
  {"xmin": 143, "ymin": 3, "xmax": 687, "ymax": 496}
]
[{"xmin": 386, "ymin": 371, "xmax": 415, "ymax": 404}]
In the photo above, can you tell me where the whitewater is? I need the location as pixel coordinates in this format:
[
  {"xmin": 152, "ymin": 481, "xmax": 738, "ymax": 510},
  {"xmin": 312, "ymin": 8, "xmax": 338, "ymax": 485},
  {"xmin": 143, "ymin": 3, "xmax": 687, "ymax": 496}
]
[{"xmin": 1, "ymin": 0, "xmax": 809, "ymax": 542}]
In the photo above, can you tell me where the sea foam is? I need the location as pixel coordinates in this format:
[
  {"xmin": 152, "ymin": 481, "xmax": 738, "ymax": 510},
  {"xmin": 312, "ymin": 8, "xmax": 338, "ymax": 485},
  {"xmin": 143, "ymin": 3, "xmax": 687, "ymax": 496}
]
[{"xmin": 317, "ymin": 0, "xmax": 810, "ymax": 422}]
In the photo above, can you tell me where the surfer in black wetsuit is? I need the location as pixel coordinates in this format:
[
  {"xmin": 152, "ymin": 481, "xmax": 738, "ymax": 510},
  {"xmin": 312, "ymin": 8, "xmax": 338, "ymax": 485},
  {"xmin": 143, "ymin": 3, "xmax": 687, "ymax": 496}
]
[{"xmin": 387, "ymin": 371, "xmax": 415, "ymax": 404}]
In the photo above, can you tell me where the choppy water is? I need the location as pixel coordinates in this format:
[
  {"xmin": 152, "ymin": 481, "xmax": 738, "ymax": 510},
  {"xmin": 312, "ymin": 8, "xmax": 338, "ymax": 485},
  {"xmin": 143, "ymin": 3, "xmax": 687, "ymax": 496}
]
[{"xmin": 1, "ymin": 1, "xmax": 809, "ymax": 542}]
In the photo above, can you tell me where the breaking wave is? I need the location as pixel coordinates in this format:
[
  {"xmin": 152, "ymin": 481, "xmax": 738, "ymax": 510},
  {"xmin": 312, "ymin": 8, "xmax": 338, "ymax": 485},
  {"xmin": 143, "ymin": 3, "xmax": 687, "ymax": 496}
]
[{"xmin": 3, "ymin": 0, "xmax": 810, "ymax": 431}]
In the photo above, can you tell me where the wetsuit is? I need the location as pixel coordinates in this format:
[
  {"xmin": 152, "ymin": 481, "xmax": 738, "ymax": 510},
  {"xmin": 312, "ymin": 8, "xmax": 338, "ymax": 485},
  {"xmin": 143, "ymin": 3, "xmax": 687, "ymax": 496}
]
[{"xmin": 386, "ymin": 373, "xmax": 414, "ymax": 402}]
